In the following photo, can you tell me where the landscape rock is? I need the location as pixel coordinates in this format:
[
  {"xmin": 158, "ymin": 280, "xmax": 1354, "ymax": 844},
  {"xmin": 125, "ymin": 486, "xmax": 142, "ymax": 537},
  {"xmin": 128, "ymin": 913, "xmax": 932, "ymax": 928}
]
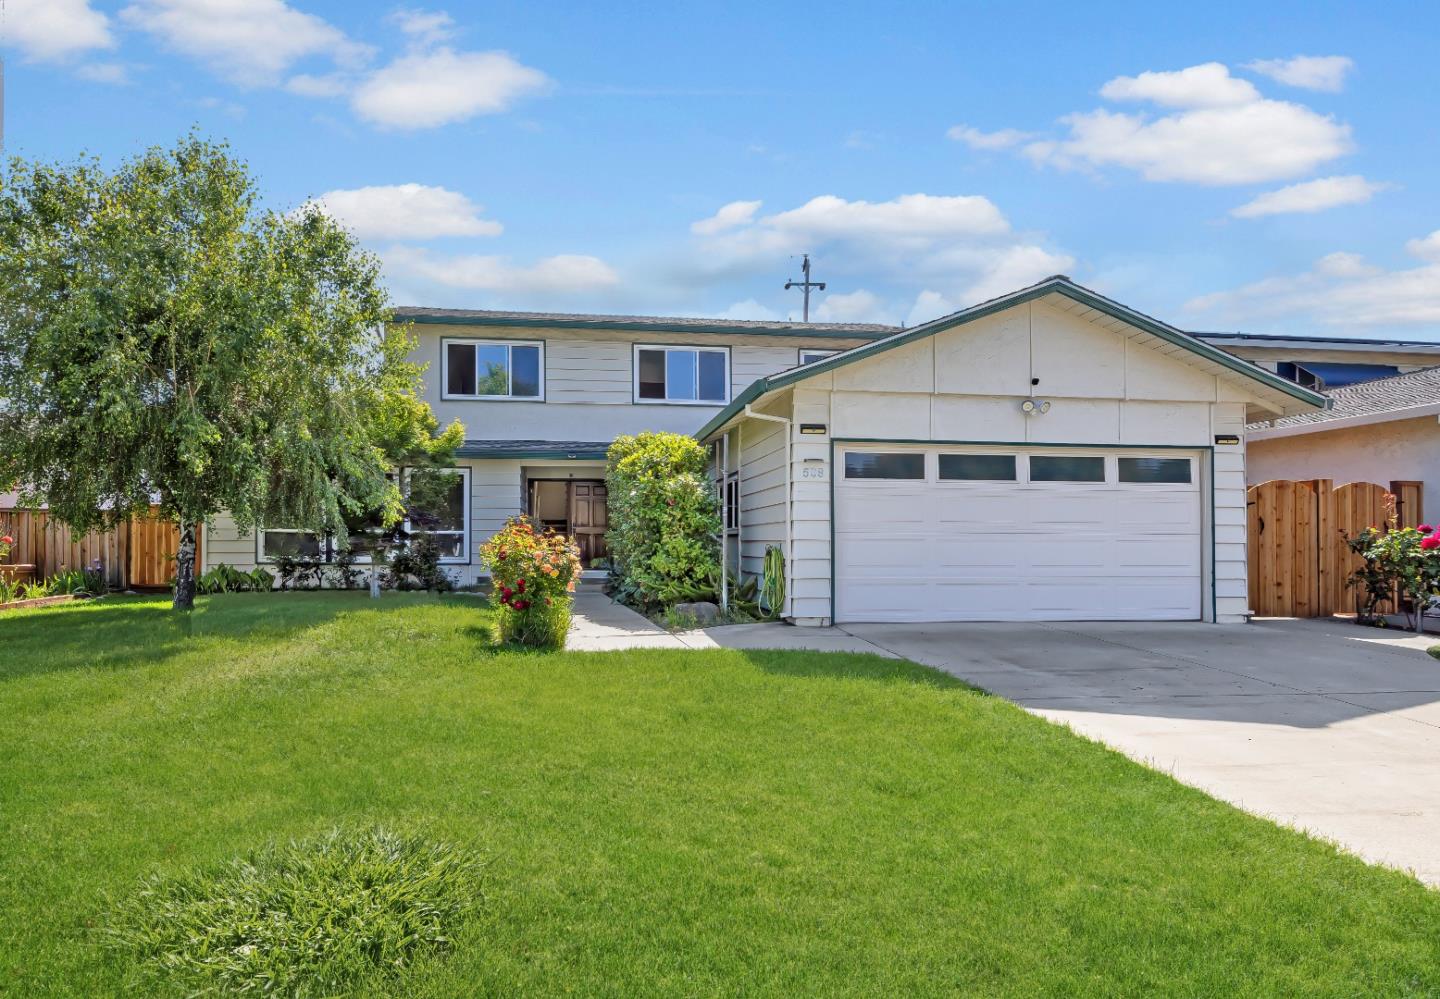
[{"xmin": 673, "ymin": 601, "xmax": 721, "ymax": 626}]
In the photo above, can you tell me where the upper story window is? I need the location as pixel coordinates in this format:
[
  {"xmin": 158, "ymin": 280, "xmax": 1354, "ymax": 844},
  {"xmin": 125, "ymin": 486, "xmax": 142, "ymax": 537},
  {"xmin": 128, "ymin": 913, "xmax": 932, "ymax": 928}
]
[
  {"xmin": 635, "ymin": 345, "xmax": 729, "ymax": 404},
  {"xmin": 798, "ymin": 348, "xmax": 839, "ymax": 366},
  {"xmin": 444, "ymin": 338, "xmax": 543, "ymax": 400}
]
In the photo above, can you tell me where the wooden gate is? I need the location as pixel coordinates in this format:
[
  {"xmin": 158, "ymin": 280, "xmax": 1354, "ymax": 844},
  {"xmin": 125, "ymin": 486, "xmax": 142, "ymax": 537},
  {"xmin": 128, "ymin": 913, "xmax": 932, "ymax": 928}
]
[
  {"xmin": 127, "ymin": 512, "xmax": 184, "ymax": 588},
  {"xmin": 1248, "ymin": 479, "xmax": 1422, "ymax": 617}
]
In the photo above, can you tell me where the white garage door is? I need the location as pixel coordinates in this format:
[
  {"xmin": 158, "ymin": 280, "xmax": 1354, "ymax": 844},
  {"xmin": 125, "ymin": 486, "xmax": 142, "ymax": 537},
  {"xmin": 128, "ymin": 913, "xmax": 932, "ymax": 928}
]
[{"xmin": 834, "ymin": 446, "xmax": 1203, "ymax": 623}]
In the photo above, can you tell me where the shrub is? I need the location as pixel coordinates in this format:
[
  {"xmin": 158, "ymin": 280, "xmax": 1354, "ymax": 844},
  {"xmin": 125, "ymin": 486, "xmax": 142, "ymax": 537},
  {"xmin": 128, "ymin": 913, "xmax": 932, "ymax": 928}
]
[
  {"xmin": 388, "ymin": 534, "xmax": 454, "ymax": 592},
  {"xmin": 1346, "ymin": 494, "xmax": 1440, "ymax": 633},
  {"xmin": 480, "ymin": 516, "xmax": 581, "ymax": 648},
  {"xmin": 605, "ymin": 432, "xmax": 721, "ymax": 611},
  {"xmin": 105, "ymin": 827, "xmax": 484, "ymax": 997}
]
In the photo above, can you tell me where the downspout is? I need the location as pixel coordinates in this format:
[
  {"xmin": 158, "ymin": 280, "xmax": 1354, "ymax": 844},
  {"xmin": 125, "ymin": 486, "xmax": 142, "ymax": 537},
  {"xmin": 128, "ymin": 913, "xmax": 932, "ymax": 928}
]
[{"xmin": 744, "ymin": 404, "xmax": 792, "ymax": 620}]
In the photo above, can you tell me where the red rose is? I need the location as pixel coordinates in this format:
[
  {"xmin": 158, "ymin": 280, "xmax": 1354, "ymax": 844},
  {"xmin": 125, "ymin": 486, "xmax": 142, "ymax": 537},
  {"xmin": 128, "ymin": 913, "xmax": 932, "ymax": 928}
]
[
  {"xmin": 1420, "ymin": 524, "xmax": 1435, "ymax": 535},
  {"xmin": 516, "ymin": 578, "xmax": 526, "ymax": 592},
  {"xmin": 1421, "ymin": 535, "xmax": 1440, "ymax": 551},
  {"xmin": 0, "ymin": 535, "xmax": 11, "ymax": 545},
  {"xmin": 501, "ymin": 586, "xmax": 513, "ymax": 600}
]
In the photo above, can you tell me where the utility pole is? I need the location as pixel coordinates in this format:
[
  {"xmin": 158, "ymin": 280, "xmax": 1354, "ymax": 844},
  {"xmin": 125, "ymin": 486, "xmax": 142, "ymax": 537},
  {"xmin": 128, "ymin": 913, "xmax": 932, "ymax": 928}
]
[{"xmin": 784, "ymin": 253, "xmax": 825, "ymax": 322}]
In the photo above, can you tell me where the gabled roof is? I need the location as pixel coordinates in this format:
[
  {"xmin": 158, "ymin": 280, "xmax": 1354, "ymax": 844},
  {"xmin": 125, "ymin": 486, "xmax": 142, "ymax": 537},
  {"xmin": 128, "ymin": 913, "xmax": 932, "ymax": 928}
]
[
  {"xmin": 1248, "ymin": 365, "xmax": 1440, "ymax": 439},
  {"xmin": 1195, "ymin": 331, "xmax": 1440, "ymax": 353},
  {"xmin": 696, "ymin": 275, "xmax": 1329, "ymax": 441},
  {"xmin": 392, "ymin": 306, "xmax": 896, "ymax": 340}
]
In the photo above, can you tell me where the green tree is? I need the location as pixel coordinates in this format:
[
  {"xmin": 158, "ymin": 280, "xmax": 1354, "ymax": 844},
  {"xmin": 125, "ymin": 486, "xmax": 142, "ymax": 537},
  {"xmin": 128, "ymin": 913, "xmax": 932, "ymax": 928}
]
[{"xmin": 0, "ymin": 135, "xmax": 459, "ymax": 610}]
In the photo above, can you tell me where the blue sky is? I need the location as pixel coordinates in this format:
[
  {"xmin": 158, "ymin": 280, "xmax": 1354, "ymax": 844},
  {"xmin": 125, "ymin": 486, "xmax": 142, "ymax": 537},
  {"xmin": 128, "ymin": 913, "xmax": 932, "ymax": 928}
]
[{"xmin": 9, "ymin": 0, "xmax": 1440, "ymax": 337}]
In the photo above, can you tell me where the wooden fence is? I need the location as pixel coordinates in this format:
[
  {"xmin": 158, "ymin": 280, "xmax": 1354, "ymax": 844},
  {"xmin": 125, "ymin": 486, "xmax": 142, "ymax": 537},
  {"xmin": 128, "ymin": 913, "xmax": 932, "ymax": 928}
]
[
  {"xmin": 1247, "ymin": 479, "xmax": 1423, "ymax": 617},
  {"xmin": 0, "ymin": 507, "xmax": 190, "ymax": 589}
]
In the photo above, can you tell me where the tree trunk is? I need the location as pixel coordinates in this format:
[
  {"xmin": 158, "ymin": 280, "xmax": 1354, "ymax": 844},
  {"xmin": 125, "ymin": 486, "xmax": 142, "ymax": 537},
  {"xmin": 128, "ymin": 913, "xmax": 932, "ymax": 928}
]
[{"xmin": 173, "ymin": 523, "xmax": 197, "ymax": 611}]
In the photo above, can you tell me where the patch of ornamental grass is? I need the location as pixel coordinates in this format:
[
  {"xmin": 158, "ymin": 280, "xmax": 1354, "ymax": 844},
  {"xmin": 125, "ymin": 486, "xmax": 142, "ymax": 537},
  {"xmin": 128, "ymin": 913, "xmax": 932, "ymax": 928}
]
[{"xmin": 105, "ymin": 827, "xmax": 484, "ymax": 997}]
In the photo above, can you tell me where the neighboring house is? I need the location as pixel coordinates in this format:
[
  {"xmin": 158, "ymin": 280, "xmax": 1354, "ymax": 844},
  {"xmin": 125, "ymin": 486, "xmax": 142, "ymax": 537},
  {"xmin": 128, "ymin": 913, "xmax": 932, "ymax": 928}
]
[
  {"xmin": 1247, "ymin": 366, "xmax": 1440, "ymax": 522},
  {"xmin": 1193, "ymin": 332, "xmax": 1440, "ymax": 391},
  {"xmin": 199, "ymin": 275, "xmax": 1327, "ymax": 624}
]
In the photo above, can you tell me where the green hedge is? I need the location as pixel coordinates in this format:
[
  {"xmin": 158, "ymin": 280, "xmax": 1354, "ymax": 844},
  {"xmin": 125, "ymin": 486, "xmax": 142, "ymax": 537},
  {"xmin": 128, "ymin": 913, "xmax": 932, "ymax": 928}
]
[{"xmin": 605, "ymin": 432, "xmax": 721, "ymax": 610}]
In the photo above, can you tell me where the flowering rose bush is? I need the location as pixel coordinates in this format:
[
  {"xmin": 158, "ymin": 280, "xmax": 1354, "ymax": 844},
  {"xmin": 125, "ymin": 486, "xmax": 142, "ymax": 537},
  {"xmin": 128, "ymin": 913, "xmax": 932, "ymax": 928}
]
[
  {"xmin": 1346, "ymin": 494, "xmax": 1440, "ymax": 632},
  {"xmin": 479, "ymin": 516, "xmax": 581, "ymax": 648},
  {"xmin": 0, "ymin": 534, "xmax": 12, "ymax": 561}
]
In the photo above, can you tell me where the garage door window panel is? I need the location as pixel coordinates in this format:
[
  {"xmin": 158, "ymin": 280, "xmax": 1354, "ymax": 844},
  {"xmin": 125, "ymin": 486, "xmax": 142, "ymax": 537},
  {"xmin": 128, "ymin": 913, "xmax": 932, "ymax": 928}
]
[
  {"xmin": 938, "ymin": 454, "xmax": 1017, "ymax": 481},
  {"xmin": 844, "ymin": 452, "xmax": 925, "ymax": 480},
  {"xmin": 1029, "ymin": 455, "xmax": 1106, "ymax": 482},
  {"xmin": 1119, "ymin": 457, "xmax": 1192, "ymax": 484}
]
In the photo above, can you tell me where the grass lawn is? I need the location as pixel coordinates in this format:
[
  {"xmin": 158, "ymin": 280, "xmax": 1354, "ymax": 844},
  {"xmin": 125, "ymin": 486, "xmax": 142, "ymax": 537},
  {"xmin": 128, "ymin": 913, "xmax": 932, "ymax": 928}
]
[{"xmin": 3, "ymin": 593, "xmax": 1440, "ymax": 996}]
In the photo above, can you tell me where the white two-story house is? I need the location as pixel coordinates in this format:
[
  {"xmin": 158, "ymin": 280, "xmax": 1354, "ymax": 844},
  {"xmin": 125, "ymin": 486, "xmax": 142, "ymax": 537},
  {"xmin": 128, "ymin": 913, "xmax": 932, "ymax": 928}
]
[
  {"xmin": 200, "ymin": 276, "xmax": 1331, "ymax": 625},
  {"xmin": 200, "ymin": 306, "xmax": 892, "ymax": 585}
]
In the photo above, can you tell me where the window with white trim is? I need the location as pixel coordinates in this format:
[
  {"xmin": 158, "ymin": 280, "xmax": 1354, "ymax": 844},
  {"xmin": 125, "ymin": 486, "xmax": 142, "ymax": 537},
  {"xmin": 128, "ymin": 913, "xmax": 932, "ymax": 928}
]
[
  {"xmin": 798, "ymin": 348, "xmax": 838, "ymax": 366},
  {"xmin": 444, "ymin": 339, "xmax": 543, "ymax": 400},
  {"xmin": 634, "ymin": 345, "xmax": 729, "ymax": 404},
  {"xmin": 258, "ymin": 467, "xmax": 471, "ymax": 564}
]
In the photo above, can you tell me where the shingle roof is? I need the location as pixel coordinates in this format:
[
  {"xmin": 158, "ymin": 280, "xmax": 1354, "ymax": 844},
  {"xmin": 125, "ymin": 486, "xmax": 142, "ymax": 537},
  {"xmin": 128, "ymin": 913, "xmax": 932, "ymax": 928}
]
[
  {"xmin": 392, "ymin": 306, "xmax": 897, "ymax": 338},
  {"xmin": 455, "ymin": 440, "xmax": 611, "ymax": 460},
  {"xmin": 1250, "ymin": 364, "xmax": 1440, "ymax": 430}
]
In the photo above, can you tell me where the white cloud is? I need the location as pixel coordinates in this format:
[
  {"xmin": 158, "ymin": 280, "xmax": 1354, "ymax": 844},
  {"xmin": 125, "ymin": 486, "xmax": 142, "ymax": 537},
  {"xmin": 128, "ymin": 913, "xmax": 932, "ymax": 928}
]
[
  {"xmin": 1099, "ymin": 62, "xmax": 1259, "ymax": 108},
  {"xmin": 285, "ymin": 73, "xmax": 349, "ymax": 98},
  {"xmin": 1186, "ymin": 231, "xmax": 1440, "ymax": 328},
  {"xmin": 1245, "ymin": 55, "xmax": 1354, "ymax": 93},
  {"xmin": 387, "ymin": 8, "xmax": 457, "ymax": 46},
  {"xmin": 121, "ymin": 0, "xmax": 371, "ymax": 87},
  {"xmin": 301, "ymin": 184, "xmax": 503, "ymax": 240},
  {"xmin": 713, "ymin": 299, "xmax": 782, "ymax": 321},
  {"xmin": 690, "ymin": 200, "xmax": 761, "ymax": 235},
  {"xmin": 384, "ymin": 245, "xmax": 619, "ymax": 294},
  {"xmin": 75, "ymin": 62, "xmax": 131, "ymax": 85},
  {"xmin": 762, "ymin": 193, "xmax": 1009, "ymax": 242},
  {"xmin": 906, "ymin": 290, "xmax": 957, "ymax": 327},
  {"xmin": 1018, "ymin": 62, "xmax": 1352, "ymax": 185},
  {"xmin": 8, "ymin": 0, "xmax": 113, "ymax": 62},
  {"xmin": 351, "ymin": 48, "xmax": 550, "ymax": 129},
  {"xmin": 812, "ymin": 289, "xmax": 887, "ymax": 324},
  {"xmin": 947, "ymin": 125, "xmax": 1034, "ymax": 150},
  {"xmin": 1405, "ymin": 232, "xmax": 1440, "ymax": 262},
  {"xmin": 1231, "ymin": 175, "xmax": 1387, "ymax": 218}
]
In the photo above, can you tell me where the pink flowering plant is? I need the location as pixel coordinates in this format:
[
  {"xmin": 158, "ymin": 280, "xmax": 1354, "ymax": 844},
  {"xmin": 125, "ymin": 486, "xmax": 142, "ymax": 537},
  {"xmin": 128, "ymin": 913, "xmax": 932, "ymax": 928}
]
[
  {"xmin": 1346, "ymin": 493, "xmax": 1440, "ymax": 632},
  {"xmin": 0, "ymin": 533, "xmax": 12, "ymax": 562},
  {"xmin": 479, "ymin": 516, "xmax": 582, "ymax": 648}
]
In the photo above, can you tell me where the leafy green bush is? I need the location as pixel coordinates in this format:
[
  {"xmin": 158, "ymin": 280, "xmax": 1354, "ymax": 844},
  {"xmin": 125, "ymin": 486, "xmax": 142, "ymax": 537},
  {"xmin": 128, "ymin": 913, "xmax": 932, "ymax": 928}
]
[
  {"xmin": 605, "ymin": 432, "xmax": 721, "ymax": 611},
  {"xmin": 195, "ymin": 564, "xmax": 276, "ymax": 594},
  {"xmin": 105, "ymin": 827, "xmax": 484, "ymax": 997}
]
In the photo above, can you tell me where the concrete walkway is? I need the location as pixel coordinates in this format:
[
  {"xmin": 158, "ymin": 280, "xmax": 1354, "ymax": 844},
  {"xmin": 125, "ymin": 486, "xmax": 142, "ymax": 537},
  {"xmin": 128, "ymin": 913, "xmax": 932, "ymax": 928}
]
[
  {"xmin": 566, "ymin": 590, "xmax": 892, "ymax": 655},
  {"xmin": 840, "ymin": 617, "xmax": 1440, "ymax": 886}
]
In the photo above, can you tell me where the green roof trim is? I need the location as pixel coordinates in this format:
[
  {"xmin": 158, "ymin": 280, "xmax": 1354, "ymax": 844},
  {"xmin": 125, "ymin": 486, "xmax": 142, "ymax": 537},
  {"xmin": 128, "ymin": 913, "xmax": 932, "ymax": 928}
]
[
  {"xmin": 392, "ymin": 310, "xmax": 891, "ymax": 341},
  {"xmin": 695, "ymin": 275, "xmax": 1329, "ymax": 440}
]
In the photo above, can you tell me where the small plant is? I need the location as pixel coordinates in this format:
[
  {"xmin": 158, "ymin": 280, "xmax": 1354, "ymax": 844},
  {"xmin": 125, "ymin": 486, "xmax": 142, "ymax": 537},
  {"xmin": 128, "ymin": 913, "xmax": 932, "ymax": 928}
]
[
  {"xmin": 760, "ymin": 545, "xmax": 786, "ymax": 620},
  {"xmin": 104, "ymin": 826, "xmax": 484, "ymax": 997},
  {"xmin": 480, "ymin": 516, "xmax": 581, "ymax": 648},
  {"xmin": 332, "ymin": 547, "xmax": 363, "ymax": 590},
  {"xmin": 247, "ymin": 566, "xmax": 275, "ymax": 591},
  {"xmin": 0, "ymin": 533, "xmax": 12, "ymax": 561},
  {"xmin": 273, "ymin": 554, "xmax": 300, "ymax": 590},
  {"xmin": 388, "ymin": 534, "xmax": 454, "ymax": 592}
]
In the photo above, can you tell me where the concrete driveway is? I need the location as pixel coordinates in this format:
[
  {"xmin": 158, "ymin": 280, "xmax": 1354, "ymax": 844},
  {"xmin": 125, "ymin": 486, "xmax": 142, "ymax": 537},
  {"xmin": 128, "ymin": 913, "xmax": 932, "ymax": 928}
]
[{"xmin": 841, "ymin": 617, "xmax": 1440, "ymax": 886}]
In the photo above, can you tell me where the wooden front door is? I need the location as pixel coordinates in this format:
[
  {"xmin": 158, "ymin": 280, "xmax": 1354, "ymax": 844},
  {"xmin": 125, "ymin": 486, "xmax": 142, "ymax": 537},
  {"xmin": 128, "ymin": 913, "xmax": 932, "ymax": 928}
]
[{"xmin": 569, "ymin": 482, "xmax": 608, "ymax": 565}]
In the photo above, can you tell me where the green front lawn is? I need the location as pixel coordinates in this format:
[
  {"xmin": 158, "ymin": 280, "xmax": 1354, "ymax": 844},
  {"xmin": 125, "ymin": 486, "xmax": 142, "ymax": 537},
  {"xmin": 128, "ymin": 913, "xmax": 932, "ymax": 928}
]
[{"xmin": 3, "ymin": 593, "xmax": 1438, "ymax": 995}]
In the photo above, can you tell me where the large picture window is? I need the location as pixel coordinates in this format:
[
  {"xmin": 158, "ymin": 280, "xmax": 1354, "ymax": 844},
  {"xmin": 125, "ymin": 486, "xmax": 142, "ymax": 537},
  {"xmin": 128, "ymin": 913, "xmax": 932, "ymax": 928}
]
[
  {"xmin": 444, "ymin": 339, "xmax": 543, "ymax": 400},
  {"xmin": 635, "ymin": 345, "xmax": 728, "ymax": 404},
  {"xmin": 259, "ymin": 467, "xmax": 471, "ymax": 564}
]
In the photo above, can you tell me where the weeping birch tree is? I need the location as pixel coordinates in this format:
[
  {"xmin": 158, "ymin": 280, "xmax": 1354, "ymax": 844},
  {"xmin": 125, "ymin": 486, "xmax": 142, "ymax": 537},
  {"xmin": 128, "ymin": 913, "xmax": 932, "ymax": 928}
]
[{"xmin": 0, "ymin": 135, "xmax": 458, "ymax": 610}]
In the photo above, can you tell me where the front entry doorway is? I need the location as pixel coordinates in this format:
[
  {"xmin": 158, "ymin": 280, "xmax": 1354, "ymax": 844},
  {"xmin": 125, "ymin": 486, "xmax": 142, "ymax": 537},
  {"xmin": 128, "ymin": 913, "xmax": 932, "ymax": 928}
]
[{"xmin": 528, "ymin": 479, "xmax": 608, "ymax": 565}]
